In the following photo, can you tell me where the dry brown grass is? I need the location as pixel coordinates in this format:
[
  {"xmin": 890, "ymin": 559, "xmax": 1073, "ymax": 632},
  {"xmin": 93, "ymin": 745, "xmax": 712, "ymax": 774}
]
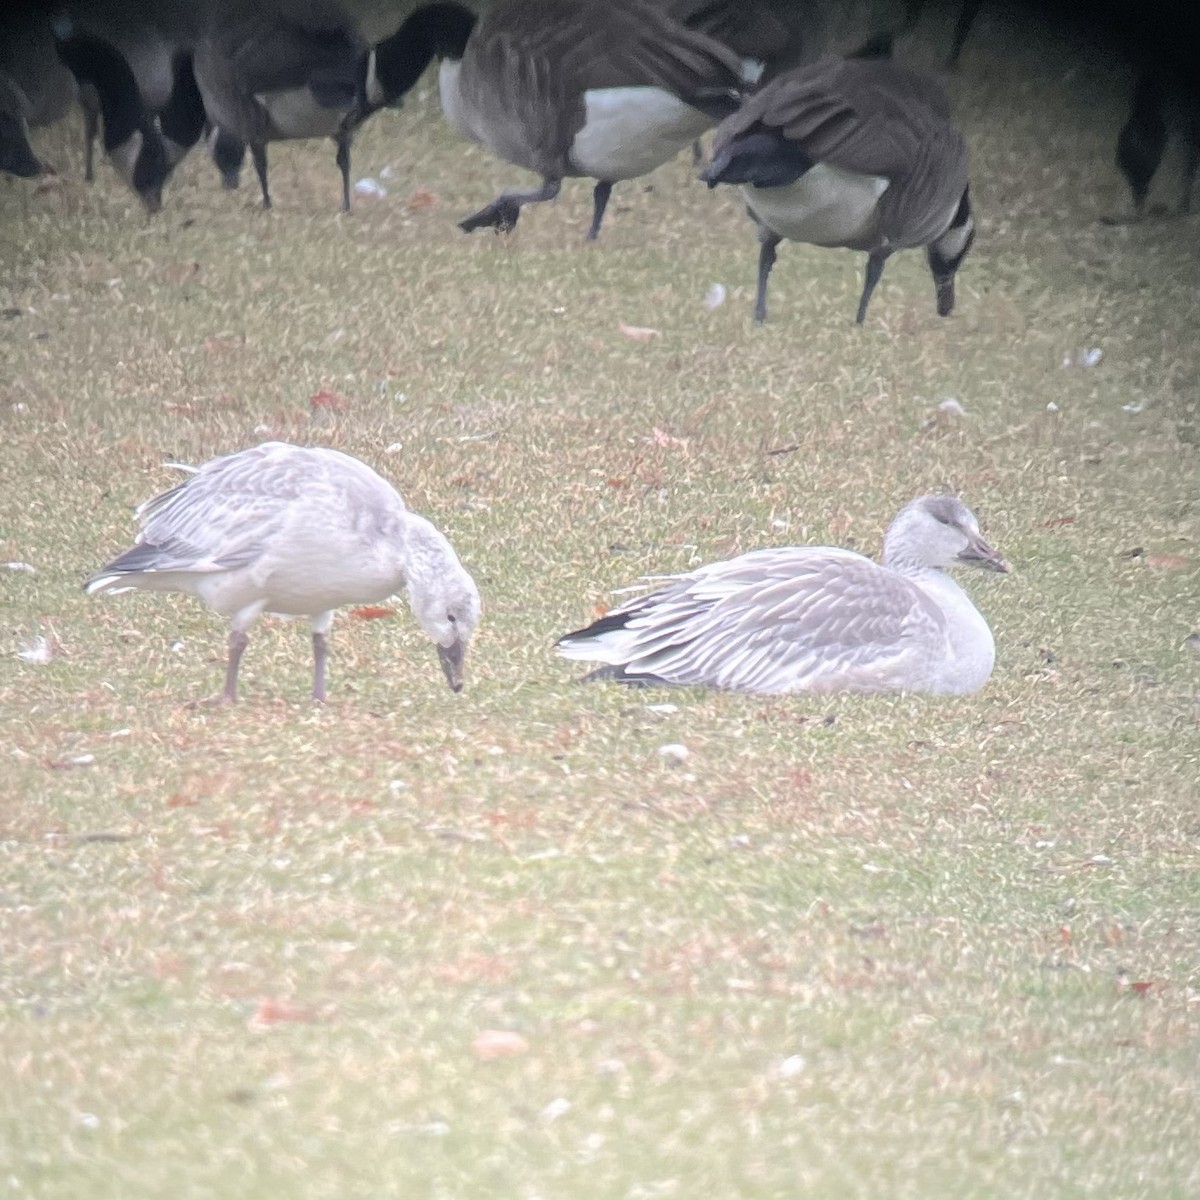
[{"xmin": 1, "ymin": 10, "xmax": 1198, "ymax": 1198}]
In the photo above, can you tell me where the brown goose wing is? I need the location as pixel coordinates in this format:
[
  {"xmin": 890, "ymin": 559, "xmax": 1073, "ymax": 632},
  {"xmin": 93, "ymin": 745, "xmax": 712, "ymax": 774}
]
[
  {"xmin": 713, "ymin": 57, "xmax": 956, "ymax": 181},
  {"xmin": 461, "ymin": 0, "xmax": 743, "ymax": 174}
]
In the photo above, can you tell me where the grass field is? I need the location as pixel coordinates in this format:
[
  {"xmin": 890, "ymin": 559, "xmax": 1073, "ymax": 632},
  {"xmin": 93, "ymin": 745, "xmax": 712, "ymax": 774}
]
[{"xmin": 1, "ymin": 8, "xmax": 1198, "ymax": 1198}]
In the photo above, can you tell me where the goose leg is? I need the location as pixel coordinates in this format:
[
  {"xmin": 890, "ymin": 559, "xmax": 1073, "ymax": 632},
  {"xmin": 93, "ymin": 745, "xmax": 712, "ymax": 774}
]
[
  {"xmin": 312, "ymin": 631, "xmax": 329, "ymax": 703},
  {"xmin": 855, "ymin": 251, "xmax": 889, "ymax": 325},
  {"xmin": 335, "ymin": 131, "xmax": 352, "ymax": 213},
  {"xmin": 251, "ymin": 143, "xmax": 271, "ymax": 208},
  {"xmin": 587, "ymin": 180, "xmax": 613, "ymax": 241},
  {"xmin": 82, "ymin": 94, "xmax": 99, "ymax": 181},
  {"xmin": 459, "ymin": 177, "xmax": 561, "ymax": 234},
  {"xmin": 223, "ymin": 629, "xmax": 249, "ymax": 702},
  {"xmin": 754, "ymin": 230, "xmax": 781, "ymax": 324},
  {"xmin": 1180, "ymin": 116, "xmax": 1198, "ymax": 215}
]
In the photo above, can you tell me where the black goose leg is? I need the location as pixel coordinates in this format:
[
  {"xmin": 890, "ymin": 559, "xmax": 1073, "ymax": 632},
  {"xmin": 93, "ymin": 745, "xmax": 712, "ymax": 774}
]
[
  {"xmin": 1180, "ymin": 113, "xmax": 1198, "ymax": 214},
  {"xmin": 312, "ymin": 631, "xmax": 329, "ymax": 703},
  {"xmin": 459, "ymin": 177, "xmax": 561, "ymax": 233},
  {"xmin": 252, "ymin": 143, "xmax": 271, "ymax": 208},
  {"xmin": 335, "ymin": 131, "xmax": 352, "ymax": 213},
  {"xmin": 856, "ymin": 251, "xmax": 889, "ymax": 325},
  {"xmin": 223, "ymin": 629, "xmax": 249, "ymax": 702},
  {"xmin": 587, "ymin": 180, "xmax": 613, "ymax": 241},
  {"xmin": 1115, "ymin": 68, "xmax": 1166, "ymax": 221},
  {"xmin": 82, "ymin": 93, "xmax": 99, "ymax": 181},
  {"xmin": 754, "ymin": 230, "xmax": 782, "ymax": 324}
]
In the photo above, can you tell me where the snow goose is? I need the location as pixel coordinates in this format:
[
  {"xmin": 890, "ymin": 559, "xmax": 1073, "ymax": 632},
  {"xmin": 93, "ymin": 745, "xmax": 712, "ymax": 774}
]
[
  {"xmin": 444, "ymin": 0, "xmax": 745, "ymax": 240},
  {"xmin": 86, "ymin": 443, "xmax": 482, "ymax": 702},
  {"xmin": 699, "ymin": 55, "xmax": 975, "ymax": 323},
  {"xmin": 557, "ymin": 494, "xmax": 1008, "ymax": 695}
]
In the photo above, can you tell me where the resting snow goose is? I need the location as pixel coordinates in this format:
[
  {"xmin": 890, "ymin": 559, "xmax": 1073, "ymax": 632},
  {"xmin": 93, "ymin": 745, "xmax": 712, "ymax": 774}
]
[
  {"xmin": 443, "ymin": 0, "xmax": 745, "ymax": 239},
  {"xmin": 86, "ymin": 443, "xmax": 482, "ymax": 702},
  {"xmin": 557, "ymin": 494, "xmax": 1008, "ymax": 695},
  {"xmin": 699, "ymin": 55, "xmax": 975, "ymax": 323}
]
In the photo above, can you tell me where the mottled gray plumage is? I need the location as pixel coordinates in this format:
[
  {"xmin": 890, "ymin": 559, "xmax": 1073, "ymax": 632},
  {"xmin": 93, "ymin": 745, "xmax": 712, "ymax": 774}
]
[
  {"xmin": 557, "ymin": 495, "xmax": 1008, "ymax": 696},
  {"xmin": 86, "ymin": 442, "xmax": 481, "ymax": 702}
]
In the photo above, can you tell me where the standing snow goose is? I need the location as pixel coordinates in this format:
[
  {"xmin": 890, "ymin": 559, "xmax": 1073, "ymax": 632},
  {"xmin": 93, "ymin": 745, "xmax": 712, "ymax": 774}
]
[
  {"xmin": 86, "ymin": 443, "xmax": 482, "ymax": 702},
  {"xmin": 443, "ymin": 0, "xmax": 745, "ymax": 240},
  {"xmin": 700, "ymin": 55, "xmax": 975, "ymax": 323},
  {"xmin": 557, "ymin": 494, "xmax": 1008, "ymax": 695}
]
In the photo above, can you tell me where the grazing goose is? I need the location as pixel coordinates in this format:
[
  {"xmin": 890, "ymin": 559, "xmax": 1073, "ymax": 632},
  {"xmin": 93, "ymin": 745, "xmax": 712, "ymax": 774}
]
[
  {"xmin": 55, "ymin": 30, "xmax": 204, "ymax": 211},
  {"xmin": 0, "ymin": 12, "xmax": 78, "ymax": 178},
  {"xmin": 444, "ymin": 0, "xmax": 745, "ymax": 240},
  {"xmin": 86, "ymin": 443, "xmax": 482, "ymax": 703},
  {"xmin": 700, "ymin": 55, "xmax": 975, "ymax": 324},
  {"xmin": 195, "ymin": 0, "xmax": 367, "ymax": 211},
  {"xmin": 344, "ymin": 3, "xmax": 478, "ymax": 132},
  {"xmin": 557, "ymin": 494, "xmax": 1008, "ymax": 696},
  {"xmin": 0, "ymin": 74, "xmax": 47, "ymax": 177}
]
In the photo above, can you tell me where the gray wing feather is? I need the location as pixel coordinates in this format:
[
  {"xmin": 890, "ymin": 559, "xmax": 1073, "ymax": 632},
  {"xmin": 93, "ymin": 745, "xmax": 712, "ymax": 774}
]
[{"xmin": 597, "ymin": 548, "xmax": 949, "ymax": 693}]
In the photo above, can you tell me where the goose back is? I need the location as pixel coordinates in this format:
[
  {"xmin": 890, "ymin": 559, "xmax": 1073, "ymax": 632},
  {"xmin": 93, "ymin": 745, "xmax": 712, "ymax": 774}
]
[
  {"xmin": 713, "ymin": 57, "xmax": 967, "ymax": 247},
  {"xmin": 452, "ymin": 0, "xmax": 743, "ymax": 180}
]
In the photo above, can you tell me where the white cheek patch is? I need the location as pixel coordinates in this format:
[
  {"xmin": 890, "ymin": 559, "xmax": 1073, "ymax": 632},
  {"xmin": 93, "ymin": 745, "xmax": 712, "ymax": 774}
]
[
  {"xmin": 364, "ymin": 49, "xmax": 384, "ymax": 107},
  {"xmin": 109, "ymin": 129, "xmax": 143, "ymax": 186},
  {"xmin": 937, "ymin": 214, "xmax": 974, "ymax": 259}
]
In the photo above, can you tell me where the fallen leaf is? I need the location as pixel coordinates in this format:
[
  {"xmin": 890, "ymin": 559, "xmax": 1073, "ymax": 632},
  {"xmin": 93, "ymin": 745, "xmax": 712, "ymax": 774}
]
[
  {"xmin": 649, "ymin": 427, "xmax": 688, "ymax": 450},
  {"xmin": 166, "ymin": 793, "xmax": 199, "ymax": 808},
  {"xmin": 309, "ymin": 389, "xmax": 350, "ymax": 412},
  {"xmin": 406, "ymin": 187, "xmax": 438, "ymax": 212},
  {"xmin": 349, "ymin": 605, "xmax": 394, "ymax": 620},
  {"xmin": 249, "ymin": 999, "xmax": 319, "ymax": 1030},
  {"xmin": 1041, "ymin": 516, "xmax": 1076, "ymax": 528},
  {"xmin": 1143, "ymin": 554, "xmax": 1192, "ymax": 570},
  {"xmin": 593, "ymin": 603, "xmax": 610, "ymax": 618},
  {"xmin": 471, "ymin": 1029, "xmax": 529, "ymax": 1059},
  {"xmin": 617, "ymin": 322, "xmax": 660, "ymax": 342}
]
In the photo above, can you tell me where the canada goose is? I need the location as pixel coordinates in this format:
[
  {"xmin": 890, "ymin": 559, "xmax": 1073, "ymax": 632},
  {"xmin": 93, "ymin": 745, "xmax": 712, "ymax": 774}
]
[
  {"xmin": 195, "ymin": 0, "xmax": 367, "ymax": 211},
  {"xmin": 667, "ymin": 0, "xmax": 829, "ymax": 82},
  {"xmin": 700, "ymin": 55, "xmax": 975, "ymax": 323},
  {"xmin": 557, "ymin": 494, "xmax": 1008, "ymax": 696},
  {"xmin": 85, "ymin": 442, "xmax": 482, "ymax": 702},
  {"xmin": 910, "ymin": 0, "xmax": 1199, "ymax": 218},
  {"xmin": 0, "ymin": 11, "xmax": 79, "ymax": 177},
  {"xmin": 0, "ymin": 75, "xmax": 48, "ymax": 177},
  {"xmin": 55, "ymin": 30, "xmax": 204, "ymax": 212},
  {"xmin": 443, "ymin": 0, "xmax": 745, "ymax": 240},
  {"xmin": 345, "ymin": 2, "xmax": 477, "ymax": 132}
]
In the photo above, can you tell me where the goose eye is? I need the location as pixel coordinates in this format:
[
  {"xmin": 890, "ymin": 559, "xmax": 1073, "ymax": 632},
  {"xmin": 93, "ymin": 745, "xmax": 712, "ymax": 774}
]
[{"xmin": 447, "ymin": 613, "xmax": 457, "ymax": 624}]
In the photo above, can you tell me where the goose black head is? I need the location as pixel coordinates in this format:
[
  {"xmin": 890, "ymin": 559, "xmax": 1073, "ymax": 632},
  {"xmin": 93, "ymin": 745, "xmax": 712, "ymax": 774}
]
[{"xmin": 927, "ymin": 186, "xmax": 975, "ymax": 316}]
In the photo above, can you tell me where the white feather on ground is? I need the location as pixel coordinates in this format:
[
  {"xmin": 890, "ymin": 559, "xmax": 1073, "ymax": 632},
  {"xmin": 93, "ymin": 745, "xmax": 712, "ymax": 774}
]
[
  {"xmin": 86, "ymin": 441, "xmax": 481, "ymax": 702},
  {"xmin": 557, "ymin": 494, "xmax": 1008, "ymax": 695}
]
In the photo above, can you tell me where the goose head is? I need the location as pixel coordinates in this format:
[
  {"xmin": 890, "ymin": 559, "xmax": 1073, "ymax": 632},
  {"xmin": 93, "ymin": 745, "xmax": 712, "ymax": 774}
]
[
  {"xmin": 883, "ymin": 494, "xmax": 1009, "ymax": 574},
  {"xmin": 927, "ymin": 186, "xmax": 975, "ymax": 316},
  {"xmin": 404, "ymin": 516, "xmax": 482, "ymax": 692},
  {"xmin": 372, "ymin": 2, "xmax": 477, "ymax": 106}
]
